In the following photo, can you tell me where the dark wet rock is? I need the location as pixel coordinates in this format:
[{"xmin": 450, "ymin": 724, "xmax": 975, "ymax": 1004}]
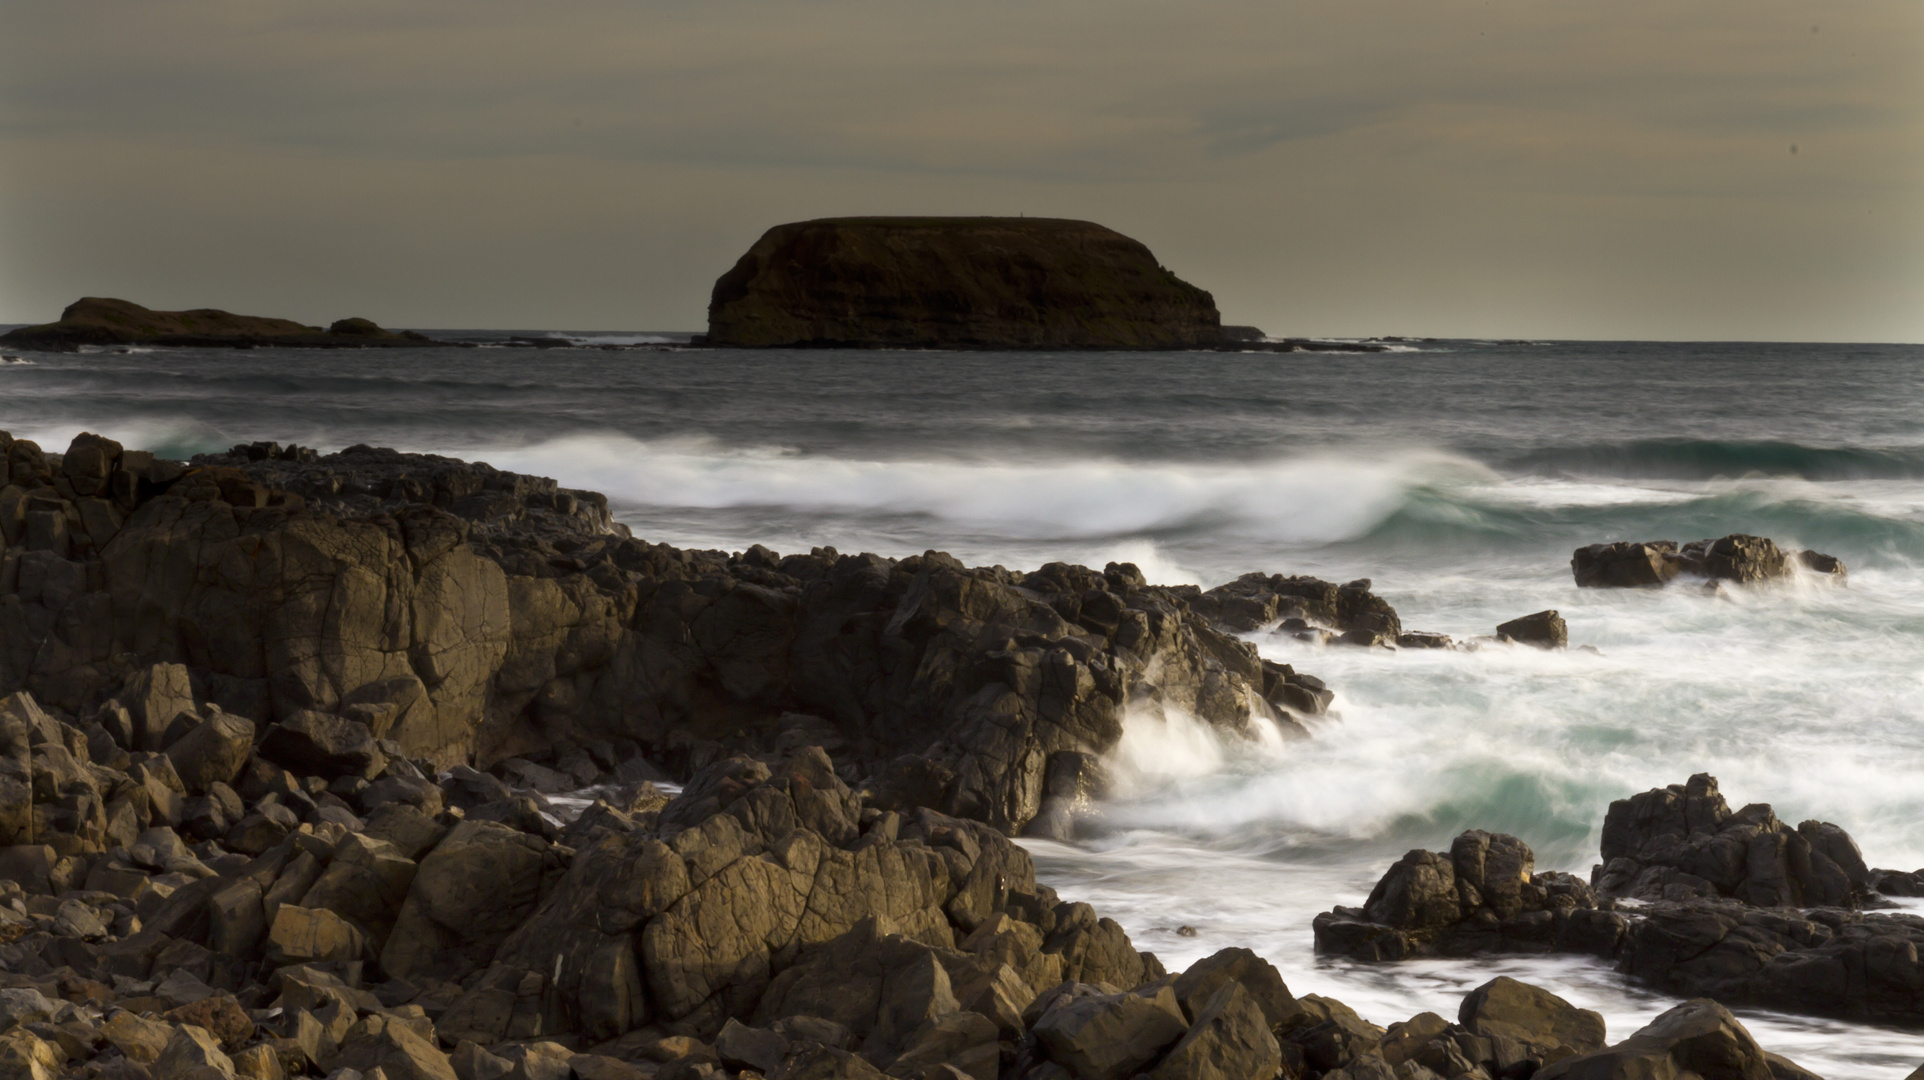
[
  {"xmin": 1496, "ymin": 610, "xmax": 1567, "ymax": 649},
  {"xmin": 0, "ymin": 297, "xmax": 448, "ymax": 352},
  {"xmin": 1031, "ymin": 983, "xmax": 1189, "ymax": 1080},
  {"xmin": 1147, "ymin": 980, "xmax": 1281, "ymax": 1080},
  {"xmin": 1457, "ymin": 976, "xmax": 1604, "ymax": 1065},
  {"xmin": 1325, "ymin": 775, "xmax": 1924, "ymax": 1030},
  {"xmin": 706, "ymin": 217, "xmax": 1229, "ymax": 350},
  {"xmin": 1573, "ymin": 534, "xmax": 1845, "ymax": 588},
  {"xmin": 258, "ymin": 711, "xmax": 382, "ymax": 780},
  {"xmin": 2, "ymin": 436, "xmax": 1367, "ymax": 839},
  {"xmin": 1535, "ymin": 998, "xmax": 1787, "ymax": 1080},
  {"xmin": 1314, "ymin": 830, "xmax": 1620, "ymax": 963},
  {"xmin": 1595, "ymin": 773, "xmax": 1872, "ymax": 908}
]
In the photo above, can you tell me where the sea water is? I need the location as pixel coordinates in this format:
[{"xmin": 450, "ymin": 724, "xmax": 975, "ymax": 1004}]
[{"xmin": 5, "ymin": 336, "xmax": 1924, "ymax": 1074}]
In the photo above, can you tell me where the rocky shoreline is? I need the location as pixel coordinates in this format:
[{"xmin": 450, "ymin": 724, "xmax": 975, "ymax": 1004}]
[{"xmin": 0, "ymin": 431, "xmax": 1897, "ymax": 1078}]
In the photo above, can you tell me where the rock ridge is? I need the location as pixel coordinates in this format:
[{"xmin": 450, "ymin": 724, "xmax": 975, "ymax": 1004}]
[{"xmin": 2, "ymin": 431, "xmax": 1390, "ymax": 839}]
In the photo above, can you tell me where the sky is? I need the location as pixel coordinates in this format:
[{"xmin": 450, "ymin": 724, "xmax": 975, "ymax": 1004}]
[{"xmin": 2, "ymin": 0, "xmax": 1919, "ymax": 341}]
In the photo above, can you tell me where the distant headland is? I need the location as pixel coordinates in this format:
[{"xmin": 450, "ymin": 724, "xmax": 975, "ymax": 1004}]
[{"xmin": 0, "ymin": 297, "xmax": 442, "ymax": 351}]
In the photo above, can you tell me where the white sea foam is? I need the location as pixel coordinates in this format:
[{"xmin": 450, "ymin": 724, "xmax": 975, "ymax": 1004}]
[{"xmin": 486, "ymin": 432, "xmax": 1489, "ymax": 543}]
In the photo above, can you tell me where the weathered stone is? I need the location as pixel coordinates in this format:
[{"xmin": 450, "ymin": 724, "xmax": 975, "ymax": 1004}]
[
  {"xmin": 258, "ymin": 712, "xmax": 381, "ymax": 779},
  {"xmin": 382, "ymin": 820, "xmax": 557, "ymax": 980},
  {"xmin": 1171, "ymin": 947, "xmax": 1300, "ymax": 1030},
  {"xmin": 155, "ymin": 1024, "xmax": 236, "ymax": 1080},
  {"xmin": 164, "ymin": 995, "xmax": 256, "ymax": 1049},
  {"xmin": 1147, "ymin": 980, "xmax": 1282, "ymax": 1080},
  {"xmin": 1458, "ymin": 977, "xmax": 1605, "ymax": 1065},
  {"xmin": 1535, "ymin": 999, "xmax": 1782, "ymax": 1080},
  {"xmin": 0, "ymin": 1029, "xmax": 63, "ymax": 1080},
  {"xmin": 332, "ymin": 1018, "xmax": 459, "ymax": 1080},
  {"xmin": 1495, "ymin": 610, "xmax": 1566, "ymax": 649},
  {"xmin": 165, "ymin": 709, "xmax": 256, "ymax": 794},
  {"xmin": 716, "ymin": 1019, "xmax": 788, "ymax": 1075},
  {"xmin": 1032, "ymin": 984, "xmax": 1189, "ymax": 1080},
  {"xmin": 265, "ymin": 904, "xmax": 366, "ymax": 966},
  {"xmin": 101, "ymin": 1011, "xmax": 174, "ymax": 1063},
  {"xmin": 117, "ymin": 664, "xmax": 199, "ymax": 754},
  {"xmin": 298, "ymin": 832, "xmax": 418, "ymax": 947}
]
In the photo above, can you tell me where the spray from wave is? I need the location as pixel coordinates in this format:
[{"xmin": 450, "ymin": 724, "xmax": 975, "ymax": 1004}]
[{"xmin": 485, "ymin": 433, "xmax": 1492, "ymax": 544}]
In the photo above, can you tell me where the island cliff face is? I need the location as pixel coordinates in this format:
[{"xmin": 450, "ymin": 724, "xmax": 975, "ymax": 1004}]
[
  {"xmin": 705, "ymin": 218, "xmax": 1226, "ymax": 349},
  {"xmin": 0, "ymin": 298, "xmax": 436, "ymax": 352}
]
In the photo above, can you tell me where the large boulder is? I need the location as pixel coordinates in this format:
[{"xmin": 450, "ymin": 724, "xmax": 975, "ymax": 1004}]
[
  {"xmin": 1031, "ymin": 984, "xmax": 1190, "ymax": 1080},
  {"xmin": 381, "ymin": 819, "xmax": 563, "ymax": 980},
  {"xmin": 1457, "ymin": 976, "xmax": 1605, "ymax": 1065},
  {"xmin": 1147, "ymin": 981, "xmax": 1282, "ymax": 1080},
  {"xmin": 164, "ymin": 708, "xmax": 256, "ymax": 793}
]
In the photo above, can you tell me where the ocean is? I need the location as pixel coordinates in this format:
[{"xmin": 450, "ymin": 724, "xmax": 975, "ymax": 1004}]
[{"xmin": 5, "ymin": 335, "xmax": 1924, "ymax": 1073}]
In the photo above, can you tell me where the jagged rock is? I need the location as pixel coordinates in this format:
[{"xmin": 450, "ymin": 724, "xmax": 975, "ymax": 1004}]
[
  {"xmin": 1495, "ymin": 610, "xmax": 1566, "ymax": 649},
  {"xmin": 381, "ymin": 819, "xmax": 560, "ymax": 980},
  {"xmin": 1573, "ymin": 535, "xmax": 1845, "ymax": 589},
  {"xmin": 1595, "ymin": 774, "xmax": 1870, "ymax": 907},
  {"xmin": 3, "ymin": 437, "xmax": 1351, "ymax": 839},
  {"xmin": 1031, "ymin": 984, "xmax": 1190, "ymax": 1080},
  {"xmin": 1314, "ymin": 830, "xmax": 1621, "ymax": 961},
  {"xmin": 1282, "ymin": 995, "xmax": 1384, "ymax": 1073},
  {"xmin": 1535, "ymin": 999, "xmax": 1792, "ymax": 1080},
  {"xmin": 164, "ymin": 995, "xmax": 255, "ymax": 1049},
  {"xmin": 155, "ymin": 1024, "xmax": 235, "ymax": 1080},
  {"xmin": 1147, "ymin": 980, "xmax": 1282, "ymax": 1080},
  {"xmin": 258, "ymin": 712, "xmax": 381, "ymax": 780},
  {"xmin": 0, "ymin": 1029, "xmax": 63, "ymax": 1080},
  {"xmin": 331, "ymin": 1017, "xmax": 458, "ymax": 1080},
  {"xmin": 0, "ymin": 988, "xmax": 63, "ymax": 1030},
  {"xmin": 115, "ymin": 665, "xmax": 199, "ymax": 754},
  {"xmin": 101, "ymin": 1011, "xmax": 172, "ymax": 1063},
  {"xmin": 1169, "ymin": 946, "xmax": 1300, "ymax": 1029},
  {"xmin": 265, "ymin": 904, "xmax": 366, "ymax": 965},
  {"xmin": 165, "ymin": 709, "xmax": 256, "ymax": 794}
]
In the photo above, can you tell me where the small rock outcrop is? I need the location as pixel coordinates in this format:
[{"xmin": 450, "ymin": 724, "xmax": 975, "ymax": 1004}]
[
  {"xmin": 1317, "ymin": 775, "xmax": 1924, "ymax": 1030},
  {"xmin": 1594, "ymin": 774, "xmax": 1871, "ymax": 907},
  {"xmin": 1495, "ymin": 610, "xmax": 1567, "ymax": 650},
  {"xmin": 1312, "ymin": 831, "xmax": 1623, "ymax": 962},
  {"xmin": 704, "ymin": 218, "xmax": 1230, "ymax": 350},
  {"xmin": 0, "ymin": 298, "xmax": 441, "ymax": 352},
  {"xmin": 1572, "ymin": 535, "xmax": 1846, "ymax": 588}
]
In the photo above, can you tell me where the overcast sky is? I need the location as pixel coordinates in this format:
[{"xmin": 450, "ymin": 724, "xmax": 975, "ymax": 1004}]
[{"xmin": 3, "ymin": 0, "xmax": 1919, "ymax": 340}]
